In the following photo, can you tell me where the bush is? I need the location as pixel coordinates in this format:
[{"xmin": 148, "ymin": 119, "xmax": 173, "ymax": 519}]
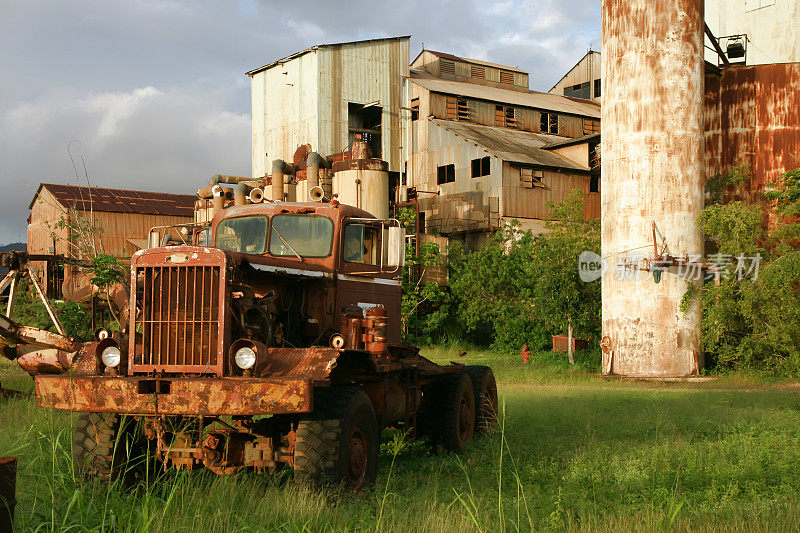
[
  {"xmin": 689, "ymin": 166, "xmax": 800, "ymax": 376},
  {"xmin": 448, "ymin": 190, "xmax": 600, "ymax": 354}
]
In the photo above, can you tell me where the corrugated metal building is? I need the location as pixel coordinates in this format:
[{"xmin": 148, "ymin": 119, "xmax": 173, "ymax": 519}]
[
  {"xmin": 705, "ymin": 0, "xmax": 799, "ymax": 66},
  {"xmin": 28, "ymin": 183, "xmax": 195, "ymax": 296},
  {"xmin": 247, "ymin": 36, "xmax": 410, "ymax": 201},
  {"xmin": 247, "ymin": 40, "xmax": 602, "ymax": 248},
  {"xmin": 407, "ymin": 53, "xmax": 601, "ymax": 246}
]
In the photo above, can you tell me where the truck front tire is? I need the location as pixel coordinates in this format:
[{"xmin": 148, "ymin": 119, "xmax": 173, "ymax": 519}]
[
  {"xmin": 72, "ymin": 412, "xmax": 137, "ymax": 482},
  {"xmin": 294, "ymin": 387, "xmax": 379, "ymax": 490}
]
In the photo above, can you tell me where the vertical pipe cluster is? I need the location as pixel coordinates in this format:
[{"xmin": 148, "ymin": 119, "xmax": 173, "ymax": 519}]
[{"xmin": 601, "ymin": 0, "xmax": 704, "ymax": 377}]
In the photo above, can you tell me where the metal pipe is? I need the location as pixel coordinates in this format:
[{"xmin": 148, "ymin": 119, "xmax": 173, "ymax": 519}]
[
  {"xmin": 249, "ymin": 188, "xmax": 264, "ymax": 203},
  {"xmin": 271, "ymin": 160, "xmax": 295, "ymax": 202},
  {"xmin": 211, "ymin": 174, "xmax": 253, "ymax": 185},
  {"xmin": 601, "ymin": 0, "xmax": 704, "ymax": 377},
  {"xmin": 306, "ymin": 152, "xmax": 330, "ymax": 189},
  {"xmin": 212, "ymin": 185, "xmax": 226, "ymax": 215},
  {"xmin": 234, "ymin": 183, "xmax": 249, "ymax": 206}
]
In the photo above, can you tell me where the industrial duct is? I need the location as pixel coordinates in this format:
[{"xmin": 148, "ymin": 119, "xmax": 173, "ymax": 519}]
[
  {"xmin": 306, "ymin": 152, "xmax": 330, "ymax": 189},
  {"xmin": 271, "ymin": 159, "xmax": 296, "ymax": 202},
  {"xmin": 234, "ymin": 183, "xmax": 249, "ymax": 206}
]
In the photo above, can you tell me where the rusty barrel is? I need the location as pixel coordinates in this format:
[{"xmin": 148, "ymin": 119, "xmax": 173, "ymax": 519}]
[{"xmin": 0, "ymin": 457, "xmax": 16, "ymax": 531}]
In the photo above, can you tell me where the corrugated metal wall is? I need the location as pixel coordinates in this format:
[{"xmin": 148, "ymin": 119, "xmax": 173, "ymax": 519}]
[
  {"xmin": 415, "ymin": 122, "xmax": 499, "ymax": 234},
  {"xmin": 426, "ymin": 93, "xmax": 590, "ymax": 137},
  {"xmin": 704, "ymin": 63, "xmax": 800, "ymax": 199},
  {"xmin": 252, "ymin": 38, "xmax": 409, "ymax": 179}
]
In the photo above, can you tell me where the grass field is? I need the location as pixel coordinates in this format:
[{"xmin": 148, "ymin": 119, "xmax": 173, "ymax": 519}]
[{"xmin": 4, "ymin": 348, "xmax": 800, "ymax": 531}]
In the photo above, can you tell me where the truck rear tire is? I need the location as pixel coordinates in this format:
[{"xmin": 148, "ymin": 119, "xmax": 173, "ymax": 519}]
[
  {"xmin": 72, "ymin": 412, "xmax": 138, "ymax": 482},
  {"xmin": 465, "ymin": 365, "xmax": 498, "ymax": 434},
  {"xmin": 423, "ymin": 372, "xmax": 475, "ymax": 452},
  {"xmin": 294, "ymin": 387, "xmax": 379, "ymax": 490}
]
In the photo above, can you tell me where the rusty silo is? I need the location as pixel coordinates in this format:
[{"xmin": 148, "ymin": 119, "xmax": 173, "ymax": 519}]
[{"xmin": 600, "ymin": 0, "xmax": 705, "ymax": 377}]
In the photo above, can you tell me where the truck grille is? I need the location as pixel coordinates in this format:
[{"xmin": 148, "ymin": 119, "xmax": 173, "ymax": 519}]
[{"xmin": 130, "ymin": 249, "xmax": 227, "ymax": 375}]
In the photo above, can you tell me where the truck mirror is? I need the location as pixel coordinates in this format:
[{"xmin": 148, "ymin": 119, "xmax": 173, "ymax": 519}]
[{"xmin": 386, "ymin": 226, "xmax": 405, "ymax": 268}]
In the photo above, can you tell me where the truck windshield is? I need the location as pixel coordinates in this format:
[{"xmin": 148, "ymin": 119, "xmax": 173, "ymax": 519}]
[
  {"xmin": 269, "ymin": 214, "xmax": 334, "ymax": 258},
  {"xmin": 215, "ymin": 216, "xmax": 267, "ymax": 254}
]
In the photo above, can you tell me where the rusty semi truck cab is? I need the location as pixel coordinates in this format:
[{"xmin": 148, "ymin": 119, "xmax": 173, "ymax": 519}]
[{"xmin": 16, "ymin": 198, "xmax": 497, "ymax": 489}]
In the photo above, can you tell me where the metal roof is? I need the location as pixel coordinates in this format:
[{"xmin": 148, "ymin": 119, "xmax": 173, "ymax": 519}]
[
  {"xmin": 542, "ymin": 133, "xmax": 600, "ymax": 150},
  {"xmin": 430, "ymin": 119, "xmax": 589, "ymax": 171},
  {"xmin": 410, "ymin": 72, "xmax": 600, "ymax": 118},
  {"xmin": 32, "ymin": 183, "xmax": 196, "ymax": 217},
  {"xmin": 246, "ymin": 36, "xmax": 412, "ymax": 77},
  {"xmin": 411, "ymin": 49, "xmax": 527, "ymax": 74}
]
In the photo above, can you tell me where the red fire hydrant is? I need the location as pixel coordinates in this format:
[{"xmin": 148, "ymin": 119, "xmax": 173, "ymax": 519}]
[{"xmin": 520, "ymin": 345, "xmax": 531, "ymax": 364}]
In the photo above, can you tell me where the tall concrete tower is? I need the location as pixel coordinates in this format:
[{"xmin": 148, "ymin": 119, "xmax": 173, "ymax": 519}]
[{"xmin": 600, "ymin": 0, "xmax": 705, "ymax": 377}]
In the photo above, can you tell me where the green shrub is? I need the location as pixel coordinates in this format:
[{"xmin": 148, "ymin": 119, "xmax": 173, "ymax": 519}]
[{"xmin": 691, "ymin": 166, "xmax": 800, "ymax": 376}]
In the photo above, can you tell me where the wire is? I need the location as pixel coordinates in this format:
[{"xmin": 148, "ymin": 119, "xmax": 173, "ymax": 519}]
[{"xmin": 745, "ymin": 35, "xmax": 778, "ymax": 64}]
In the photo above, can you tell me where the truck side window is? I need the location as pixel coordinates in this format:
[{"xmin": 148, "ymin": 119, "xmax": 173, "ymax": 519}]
[{"xmin": 343, "ymin": 224, "xmax": 379, "ymax": 265}]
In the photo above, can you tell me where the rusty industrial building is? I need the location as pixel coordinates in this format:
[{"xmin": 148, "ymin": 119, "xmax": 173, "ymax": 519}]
[
  {"xmin": 246, "ymin": 37, "xmax": 602, "ymax": 251},
  {"xmin": 27, "ymin": 184, "xmax": 195, "ymax": 297}
]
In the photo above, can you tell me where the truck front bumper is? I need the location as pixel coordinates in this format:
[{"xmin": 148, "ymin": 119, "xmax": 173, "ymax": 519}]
[{"xmin": 34, "ymin": 375, "xmax": 312, "ymax": 415}]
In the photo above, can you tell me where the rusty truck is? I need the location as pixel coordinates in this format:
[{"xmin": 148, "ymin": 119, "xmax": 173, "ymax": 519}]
[{"xmin": 1, "ymin": 151, "xmax": 496, "ymax": 489}]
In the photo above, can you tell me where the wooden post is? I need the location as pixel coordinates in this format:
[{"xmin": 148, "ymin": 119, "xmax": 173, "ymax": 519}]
[
  {"xmin": 567, "ymin": 317, "xmax": 575, "ymax": 365},
  {"xmin": 28, "ymin": 270, "xmax": 66, "ymax": 336}
]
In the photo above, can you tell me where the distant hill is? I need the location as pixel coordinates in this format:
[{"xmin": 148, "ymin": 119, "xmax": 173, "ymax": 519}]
[
  {"xmin": 0, "ymin": 242, "xmax": 25, "ymax": 252},
  {"xmin": 0, "ymin": 242, "xmax": 26, "ymax": 276}
]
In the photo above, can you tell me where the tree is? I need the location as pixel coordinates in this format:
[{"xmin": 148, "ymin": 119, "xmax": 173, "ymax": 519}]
[
  {"xmin": 526, "ymin": 190, "xmax": 601, "ymax": 363},
  {"xmin": 449, "ymin": 190, "xmax": 601, "ymax": 358}
]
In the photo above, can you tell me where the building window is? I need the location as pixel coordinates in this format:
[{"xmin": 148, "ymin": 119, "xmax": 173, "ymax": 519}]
[
  {"xmin": 540, "ymin": 112, "xmax": 558, "ymax": 134},
  {"xmin": 594, "ymin": 78, "xmax": 601, "ymax": 98},
  {"xmin": 495, "ymin": 105, "xmax": 516, "ymax": 128},
  {"xmin": 348, "ymin": 102, "xmax": 382, "ymax": 157},
  {"xmin": 437, "ymin": 164, "xmax": 455, "ymax": 185},
  {"xmin": 418, "ymin": 212, "xmax": 426, "ymax": 234},
  {"xmin": 457, "ymin": 99, "xmax": 470, "ymax": 121},
  {"xmin": 565, "ymin": 82, "xmax": 591, "ymax": 99},
  {"xmin": 440, "ymin": 60, "xmax": 455, "ymax": 75},
  {"xmin": 410, "ymin": 97, "xmax": 419, "ymax": 121},
  {"xmin": 505, "ymin": 107, "xmax": 516, "ymax": 128},
  {"xmin": 471, "ymin": 65, "xmax": 485, "ymax": 79},
  {"xmin": 520, "ymin": 168, "xmax": 545, "ymax": 189},
  {"xmin": 590, "ymin": 175, "xmax": 600, "ymax": 193},
  {"xmin": 583, "ymin": 118, "xmax": 600, "ymax": 135},
  {"xmin": 471, "ymin": 156, "xmax": 490, "ymax": 178}
]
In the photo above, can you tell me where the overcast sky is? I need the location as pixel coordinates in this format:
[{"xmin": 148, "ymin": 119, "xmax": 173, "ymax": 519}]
[{"xmin": 0, "ymin": 0, "xmax": 600, "ymax": 244}]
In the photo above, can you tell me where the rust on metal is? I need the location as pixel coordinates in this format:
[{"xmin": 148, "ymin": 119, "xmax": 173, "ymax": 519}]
[
  {"xmin": 258, "ymin": 346, "xmax": 342, "ymax": 380},
  {"xmin": 129, "ymin": 246, "xmax": 228, "ymax": 376},
  {"xmin": 704, "ymin": 63, "xmax": 800, "ymax": 201},
  {"xmin": 601, "ymin": 0, "xmax": 705, "ymax": 377},
  {"xmin": 35, "ymin": 375, "xmax": 312, "ymax": 415},
  {"xmin": 0, "ymin": 311, "xmax": 78, "ymax": 353},
  {"xmin": 363, "ymin": 305, "xmax": 388, "ymax": 355}
]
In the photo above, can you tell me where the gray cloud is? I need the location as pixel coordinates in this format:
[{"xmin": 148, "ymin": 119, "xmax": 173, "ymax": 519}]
[{"xmin": 0, "ymin": 0, "xmax": 598, "ymax": 243}]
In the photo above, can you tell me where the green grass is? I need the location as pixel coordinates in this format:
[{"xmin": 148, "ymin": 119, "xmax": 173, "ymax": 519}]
[{"xmin": 4, "ymin": 349, "xmax": 800, "ymax": 531}]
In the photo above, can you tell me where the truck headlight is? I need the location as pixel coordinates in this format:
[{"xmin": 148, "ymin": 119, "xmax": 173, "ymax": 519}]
[
  {"xmin": 234, "ymin": 346, "xmax": 257, "ymax": 370},
  {"xmin": 101, "ymin": 346, "xmax": 122, "ymax": 368}
]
